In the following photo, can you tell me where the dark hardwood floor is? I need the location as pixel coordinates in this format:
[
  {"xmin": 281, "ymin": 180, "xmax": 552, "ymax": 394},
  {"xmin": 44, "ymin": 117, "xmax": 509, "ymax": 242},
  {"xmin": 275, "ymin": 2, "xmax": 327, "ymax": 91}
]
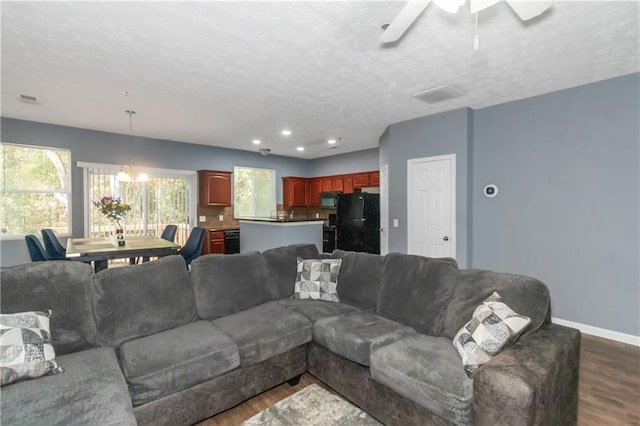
[{"xmin": 198, "ymin": 333, "xmax": 640, "ymax": 425}]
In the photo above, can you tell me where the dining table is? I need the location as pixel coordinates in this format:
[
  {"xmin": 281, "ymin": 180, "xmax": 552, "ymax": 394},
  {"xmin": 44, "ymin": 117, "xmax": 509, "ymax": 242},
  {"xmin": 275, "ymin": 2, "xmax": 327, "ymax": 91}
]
[{"xmin": 66, "ymin": 235, "xmax": 180, "ymax": 272}]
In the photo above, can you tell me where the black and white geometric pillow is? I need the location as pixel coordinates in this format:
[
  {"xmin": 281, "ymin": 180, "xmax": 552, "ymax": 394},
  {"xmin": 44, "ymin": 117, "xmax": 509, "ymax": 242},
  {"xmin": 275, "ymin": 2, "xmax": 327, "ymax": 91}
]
[
  {"xmin": 293, "ymin": 258, "xmax": 342, "ymax": 302},
  {"xmin": 0, "ymin": 310, "xmax": 64, "ymax": 386},
  {"xmin": 453, "ymin": 292, "xmax": 531, "ymax": 377}
]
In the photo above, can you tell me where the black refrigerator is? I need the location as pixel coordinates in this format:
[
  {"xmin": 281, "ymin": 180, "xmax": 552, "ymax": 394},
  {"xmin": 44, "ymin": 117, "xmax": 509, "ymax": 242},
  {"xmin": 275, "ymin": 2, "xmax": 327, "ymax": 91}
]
[{"xmin": 336, "ymin": 193, "xmax": 380, "ymax": 254}]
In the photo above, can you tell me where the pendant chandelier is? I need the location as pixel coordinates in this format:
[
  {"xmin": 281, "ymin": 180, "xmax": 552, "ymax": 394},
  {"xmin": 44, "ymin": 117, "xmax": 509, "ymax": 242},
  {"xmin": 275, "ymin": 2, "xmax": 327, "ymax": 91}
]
[{"xmin": 116, "ymin": 109, "xmax": 148, "ymax": 183}]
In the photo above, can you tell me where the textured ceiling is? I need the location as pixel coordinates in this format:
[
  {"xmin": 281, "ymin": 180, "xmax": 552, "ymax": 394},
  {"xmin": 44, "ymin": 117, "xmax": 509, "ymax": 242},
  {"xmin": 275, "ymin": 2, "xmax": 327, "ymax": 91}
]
[{"xmin": 1, "ymin": 1, "xmax": 638, "ymax": 159}]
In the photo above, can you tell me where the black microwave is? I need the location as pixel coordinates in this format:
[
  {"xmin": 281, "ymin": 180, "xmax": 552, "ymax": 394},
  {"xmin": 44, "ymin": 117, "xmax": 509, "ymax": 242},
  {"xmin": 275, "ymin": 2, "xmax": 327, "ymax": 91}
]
[{"xmin": 319, "ymin": 192, "xmax": 341, "ymax": 209}]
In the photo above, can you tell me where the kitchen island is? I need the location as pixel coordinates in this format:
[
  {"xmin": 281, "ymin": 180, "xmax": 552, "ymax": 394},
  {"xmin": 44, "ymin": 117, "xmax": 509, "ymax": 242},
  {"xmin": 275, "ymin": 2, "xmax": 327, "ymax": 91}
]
[{"xmin": 238, "ymin": 218, "xmax": 323, "ymax": 253}]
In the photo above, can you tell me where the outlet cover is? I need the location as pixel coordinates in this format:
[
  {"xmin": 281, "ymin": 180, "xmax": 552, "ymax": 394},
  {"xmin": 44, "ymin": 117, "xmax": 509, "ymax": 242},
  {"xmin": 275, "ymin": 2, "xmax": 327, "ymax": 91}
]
[
  {"xmin": 199, "ymin": 216, "xmax": 206, "ymax": 222},
  {"xmin": 218, "ymin": 214, "xmax": 224, "ymax": 221},
  {"xmin": 393, "ymin": 219, "xmax": 399, "ymax": 228}
]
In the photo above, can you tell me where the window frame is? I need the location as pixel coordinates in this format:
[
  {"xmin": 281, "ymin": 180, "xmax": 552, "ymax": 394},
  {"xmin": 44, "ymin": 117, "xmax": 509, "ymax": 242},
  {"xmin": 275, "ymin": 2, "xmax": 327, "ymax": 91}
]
[
  {"xmin": 233, "ymin": 165, "xmax": 276, "ymax": 218},
  {"xmin": 0, "ymin": 142, "xmax": 72, "ymax": 239}
]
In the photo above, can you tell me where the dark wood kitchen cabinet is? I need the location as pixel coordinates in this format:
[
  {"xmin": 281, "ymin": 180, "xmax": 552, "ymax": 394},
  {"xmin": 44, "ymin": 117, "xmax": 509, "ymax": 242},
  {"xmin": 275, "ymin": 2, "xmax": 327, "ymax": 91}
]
[
  {"xmin": 369, "ymin": 171, "xmax": 379, "ymax": 187},
  {"xmin": 308, "ymin": 179, "xmax": 322, "ymax": 207},
  {"xmin": 283, "ymin": 177, "xmax": 308, "ymax": 207},
  {"xmin": 332, "ymin": 175, "xmax": 343, "ymax": 191},
  {"xmin": 198, "ymin": 170, "xmax": 232, "ymax": 206},
  {"xmin": 321, "ymin": 177, "xmax": 333, "ymax": 193},
  {"xmin": 343, "ymin": 174, "xmax": 354, "ymax": 194},
  {"xmin": 353, "ymin": 172, "xmax": 370, "ymax": 188},
  {"xmin": 203, "ymin": 230, "xmax": 225, "ymax": 254}
]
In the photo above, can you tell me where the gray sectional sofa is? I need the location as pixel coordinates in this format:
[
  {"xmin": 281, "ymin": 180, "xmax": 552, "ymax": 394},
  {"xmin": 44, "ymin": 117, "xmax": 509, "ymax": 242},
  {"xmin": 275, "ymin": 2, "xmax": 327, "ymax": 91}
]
[{"xmin": 0, "ymin": 244, "xmax": 580, "ymax": 425}]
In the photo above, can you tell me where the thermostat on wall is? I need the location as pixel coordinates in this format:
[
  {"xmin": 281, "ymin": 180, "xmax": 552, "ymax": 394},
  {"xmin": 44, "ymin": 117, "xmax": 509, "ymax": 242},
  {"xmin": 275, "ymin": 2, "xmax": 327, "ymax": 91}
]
[{"xmin": 483, "ymin": 184, "xmax": 499, "ymax": 198}]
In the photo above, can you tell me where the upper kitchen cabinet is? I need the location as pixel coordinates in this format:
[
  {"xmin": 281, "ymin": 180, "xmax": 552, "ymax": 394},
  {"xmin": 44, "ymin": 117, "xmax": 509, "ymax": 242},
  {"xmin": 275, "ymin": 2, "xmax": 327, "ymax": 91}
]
[
  {"xmin": 283, "ymin": 177, "xmax": 308, "ymax": 207},
  {"xmin": 353, "ymin": 172, "xmax": 370, "ymax": 188},
  {"xmin": 308, "ymin": 179, "xmax": 322, "ymax": 207},
  {"xmin": 343, "ymin": 175, "xmax": 354, "ymax": 194},
  {"xmin": 198, "ymin": 170, "xmax": 232, "ymax": 206},
  {"xmin": 332, "ymin": 176, "xmax": 343, "ymax": 192},
  {"xmin": 369, "ymin": 171, "xmax": 379, "ymax": 187},
  {"xmin": 321, "ymin": 177, "xmax": 333, "ymax": 193}
]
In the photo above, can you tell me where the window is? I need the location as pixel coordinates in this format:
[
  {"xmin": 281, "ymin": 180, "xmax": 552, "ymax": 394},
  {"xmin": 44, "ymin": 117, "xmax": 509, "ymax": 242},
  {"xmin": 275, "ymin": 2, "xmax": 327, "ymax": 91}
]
[
  {"xmin": 1, "ymin": 143, "xmax": 71, "ymax": 237},
  {"xmin": 233, "ymin": 166, "xmax": 276, "ymax": 218},
  {"xmin": 81, "ymin": 163, "xmax": 195, "ymax": 246}
]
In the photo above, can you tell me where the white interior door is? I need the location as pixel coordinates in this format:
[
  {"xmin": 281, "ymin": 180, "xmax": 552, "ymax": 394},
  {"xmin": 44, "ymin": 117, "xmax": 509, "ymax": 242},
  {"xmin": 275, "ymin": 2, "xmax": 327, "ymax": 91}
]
[
  {"xmin": 379, "ymin": 164, "xmax": 389, "ymax": 255},
  {"xmin": 407, "ymin": 154, "xmax": 455, "ymax": 258}
]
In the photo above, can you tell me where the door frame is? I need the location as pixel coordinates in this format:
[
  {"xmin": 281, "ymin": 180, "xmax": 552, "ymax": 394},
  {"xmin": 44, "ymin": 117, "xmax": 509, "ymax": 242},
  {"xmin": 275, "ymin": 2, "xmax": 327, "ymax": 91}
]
[
  {"xmin": 406, "ymin": 154, "xmax": 456, "ymax": 259},
  {"xmin": 380, "ymin": 163, "xmax": 389, "ymax": 255}
]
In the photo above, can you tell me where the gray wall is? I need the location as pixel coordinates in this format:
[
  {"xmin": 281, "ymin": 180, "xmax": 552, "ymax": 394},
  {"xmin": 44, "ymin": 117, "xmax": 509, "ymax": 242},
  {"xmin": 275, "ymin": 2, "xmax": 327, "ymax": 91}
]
[
  {"xmin": 382, "ymin": 108, "xmax": 472, "ymax": 268},
  {"xmin": 308, "ymin": 148, "xmax": 379, "ymax": 176},
  {"xmin": 472, "ymin": 73, "xmax": 639, "ymax": 335}
]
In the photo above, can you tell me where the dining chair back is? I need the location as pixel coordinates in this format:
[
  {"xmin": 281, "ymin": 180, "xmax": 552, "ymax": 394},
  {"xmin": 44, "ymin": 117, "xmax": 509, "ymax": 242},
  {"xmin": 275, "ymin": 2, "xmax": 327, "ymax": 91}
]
[
  {"xmin": 179, "ymin": 227, "xmax": 206, "ymax": 266},
  {"xmin": 160, "ymin": 224, "xmax": 178, "ymax": 242},
  {"xmin": 25, "ymin": 235, "xmax": 49, "ymax": 262},
  {"xmin": 41, "ymin": 229, "xmax": 67, "ymax": 260}
]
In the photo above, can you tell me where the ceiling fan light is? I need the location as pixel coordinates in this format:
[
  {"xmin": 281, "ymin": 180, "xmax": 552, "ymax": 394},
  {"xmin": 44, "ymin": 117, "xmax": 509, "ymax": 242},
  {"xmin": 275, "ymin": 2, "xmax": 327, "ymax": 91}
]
[
  {"xmin": 434, "ymin": 0, "xmax": 466, "ymax": 13},
  {"xmin": 469, "ymin": 0, "xmax": 500, "ymax": 13}
]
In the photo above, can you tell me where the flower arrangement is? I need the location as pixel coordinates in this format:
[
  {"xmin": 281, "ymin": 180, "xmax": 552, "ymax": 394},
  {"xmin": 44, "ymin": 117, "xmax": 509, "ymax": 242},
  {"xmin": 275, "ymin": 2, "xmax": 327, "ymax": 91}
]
[{"xmin": 93, "ymin": 196, "xmax": 132, "ymax": 229}]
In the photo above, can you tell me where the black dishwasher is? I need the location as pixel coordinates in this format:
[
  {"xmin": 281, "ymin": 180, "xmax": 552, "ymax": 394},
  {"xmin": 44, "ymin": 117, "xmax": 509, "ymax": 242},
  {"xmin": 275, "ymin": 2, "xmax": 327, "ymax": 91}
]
[{"xmin": 223, "ymin": 230, "xmax": 240, "ymax": 254}]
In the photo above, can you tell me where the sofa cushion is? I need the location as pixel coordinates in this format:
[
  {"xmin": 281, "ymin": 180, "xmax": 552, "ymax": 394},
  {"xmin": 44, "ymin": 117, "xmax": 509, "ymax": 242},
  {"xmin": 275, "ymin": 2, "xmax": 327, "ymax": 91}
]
[
  {"xmin": 212, "ymin": 301, "xmax": 312, "ymax": 366},
  {"xmin": 293, "ymin": 258, "xmax": 341, "ymax": 301},
  {"xmin": 0, "ymin": 261, "xmax": 96, "ymax": 355},
  {"xmin": 371, "ymin": 334, "xmax": 473, "ymax": 426},
  {"xmin": 191, "ymin": 251, "xmax": 272, "ymax": 320},
  {"xmin": 91, "ymin": 255, "xmax": 196, "ymax": 347},
  {"xmin": 331, "ymin": 249, "xmax": 384, "ymax": 311},
  {"xmin": 454, "ymin": 291, "xmax": 531, "ymax": 377},
  {"xmin": 262, "ymin": 243, "xmax": 321, "ymax": 300},
  {"xmin": 313, "ymin": 312, "xmax": 415, "ymax": 366},
  {"xmin": 442, "ymin": 269, "xmax": 550, "ymax": 339},
  {"xmin": 0, "ymin": 347, "xmax": 136, "ymax": 426},
  {"xmin": 0, "ymin": 310, "xmax": 64, "ymax": 386},
  {"xmin": 378, "ymin": 253, "xmax": 458, "ymax": 336},
  {"xmin": 278, "ymin": 299, "xmax": 362, "ymax": 323},
  {"xmin": 119, "ymin": 320, "xmax": 240, "ymax": 406}
]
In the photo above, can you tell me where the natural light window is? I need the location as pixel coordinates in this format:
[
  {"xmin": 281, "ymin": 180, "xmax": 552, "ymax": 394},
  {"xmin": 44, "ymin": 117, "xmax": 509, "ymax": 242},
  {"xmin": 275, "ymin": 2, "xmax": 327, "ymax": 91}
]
[
  {"xmin": 233, "ymin": 166, "xmax": 276, "ymax": 218},
  {"xmin": 0, "ymin": 143, "xmax": 71, "ymax": 237}
]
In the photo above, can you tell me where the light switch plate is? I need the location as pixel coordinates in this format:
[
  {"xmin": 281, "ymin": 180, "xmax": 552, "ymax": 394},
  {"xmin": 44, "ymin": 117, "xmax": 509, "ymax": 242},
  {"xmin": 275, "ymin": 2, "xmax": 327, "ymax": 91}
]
[
  {"xmin": 199, "ymin": 216, "xmax": 206, "ymax": 222},
  {"xmin": 218, "ymin": 214, "xmax": 224, "ymax": 221},
  {"xmin": 393, "ymin": 219, "xmax": 399, "ymax": 228}
]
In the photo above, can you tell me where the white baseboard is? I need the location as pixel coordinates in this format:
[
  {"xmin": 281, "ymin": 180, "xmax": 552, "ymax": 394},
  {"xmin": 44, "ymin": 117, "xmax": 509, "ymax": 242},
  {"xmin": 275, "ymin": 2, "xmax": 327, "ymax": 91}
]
[{"xmin": 552, "ymin": 317, "xmax": 640, "ymax": 347}]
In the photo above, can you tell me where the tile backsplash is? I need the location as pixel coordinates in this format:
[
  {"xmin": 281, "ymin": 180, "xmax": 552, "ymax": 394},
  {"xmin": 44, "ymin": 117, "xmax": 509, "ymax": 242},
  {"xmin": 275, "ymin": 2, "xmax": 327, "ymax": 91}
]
[{"xmin": 197, "ymin": 204, "xmax": 335, "ymax": 228}]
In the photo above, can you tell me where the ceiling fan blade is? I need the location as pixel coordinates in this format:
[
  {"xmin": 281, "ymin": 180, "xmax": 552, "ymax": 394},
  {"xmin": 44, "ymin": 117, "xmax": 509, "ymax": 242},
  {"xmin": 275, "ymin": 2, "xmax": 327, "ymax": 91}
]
[
  {"xmin": 505, "ymin": 0, "xmax": 553, "ymax": 21},
  {"xmin": 469, "ymin": 0, "xmax": 501, "ymax": 14},
  {"xmin": 380, "ymin": 0, "xmax": 431, "ymax": 44}
]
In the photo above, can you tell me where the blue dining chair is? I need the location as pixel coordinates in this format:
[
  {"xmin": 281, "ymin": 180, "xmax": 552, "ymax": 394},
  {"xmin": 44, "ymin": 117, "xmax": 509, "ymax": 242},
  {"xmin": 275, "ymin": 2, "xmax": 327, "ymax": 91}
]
[
  {"xmin": 179, "ymin": 227, "xmax": 206, "ymax": 266},
  {"xmin": 25, "ymin": 235, "xmax": 49, "ymax": 262},
  {"xmin": 161, "ymin": 225, "xmax": 178, "ymax": 242},
  {"xmin": 41, "ymin": 229, "xmax": 67, "ymax": 260}
]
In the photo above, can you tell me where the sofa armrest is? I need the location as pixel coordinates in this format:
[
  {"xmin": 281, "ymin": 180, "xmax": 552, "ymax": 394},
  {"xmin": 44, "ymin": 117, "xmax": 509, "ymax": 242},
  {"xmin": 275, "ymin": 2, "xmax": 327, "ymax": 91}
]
[{"xmin": 473, "ymin": 323, "xmax": 580, "ymax": 426}]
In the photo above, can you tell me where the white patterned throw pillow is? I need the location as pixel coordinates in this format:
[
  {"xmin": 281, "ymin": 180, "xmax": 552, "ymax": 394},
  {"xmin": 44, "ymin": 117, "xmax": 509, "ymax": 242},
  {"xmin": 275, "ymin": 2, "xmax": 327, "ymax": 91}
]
[
  {"xmin": 453, "ymin": 292, "xmax": 531, "ymax": 377},
  {"xmin": 0, "ymin": 310, "xmax": 64, "ymax": 386},
  {"xmin": 293, "ymin": 258, "xmax": 342, "ymax": 302}
]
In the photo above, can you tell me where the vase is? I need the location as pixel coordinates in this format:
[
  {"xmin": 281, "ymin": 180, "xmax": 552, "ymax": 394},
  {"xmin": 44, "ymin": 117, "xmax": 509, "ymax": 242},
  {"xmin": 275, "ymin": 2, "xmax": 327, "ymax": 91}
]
[{"xmin": 115, "ymin": 228, "xmax": 125, "ymax": 247}]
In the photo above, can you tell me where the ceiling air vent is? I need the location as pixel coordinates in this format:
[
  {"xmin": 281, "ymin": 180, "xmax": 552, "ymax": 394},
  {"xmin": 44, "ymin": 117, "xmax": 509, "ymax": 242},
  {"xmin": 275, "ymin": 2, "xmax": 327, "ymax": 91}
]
[
  {"xmin": 18, "ymin": 93, "xmax": 39, "ymax": 104},
  {"xmin": 414, "ymin": 86, "xmax": 462, "ymax": 104}
]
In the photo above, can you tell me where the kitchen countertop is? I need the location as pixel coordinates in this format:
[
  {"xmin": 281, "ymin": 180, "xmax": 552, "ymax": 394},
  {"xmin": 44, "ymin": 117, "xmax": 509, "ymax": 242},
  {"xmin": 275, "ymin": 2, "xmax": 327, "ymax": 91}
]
[
  {"xmin": 207, "ymin": 226, "xmax": 240, "ymax": 231},
  {"xmin": 235, "ymin": 217, "xmax": 323, "ymax": 223}
]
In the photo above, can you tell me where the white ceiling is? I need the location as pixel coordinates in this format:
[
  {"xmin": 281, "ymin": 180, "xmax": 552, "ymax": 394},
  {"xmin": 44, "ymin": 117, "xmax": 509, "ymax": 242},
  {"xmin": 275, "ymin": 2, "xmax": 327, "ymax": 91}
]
[{"xmin": 1, "ymin": 1, "xmax": 638, "ymax": 159}]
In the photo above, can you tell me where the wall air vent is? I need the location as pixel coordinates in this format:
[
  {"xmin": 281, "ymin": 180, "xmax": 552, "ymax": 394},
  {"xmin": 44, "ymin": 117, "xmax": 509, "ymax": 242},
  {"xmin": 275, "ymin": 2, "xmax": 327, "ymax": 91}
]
[
  {"xmin": 18, "ymin": 94, "xmax": 39, "ymax": 104},
  {"xmin": 414, "ymin": 86, "xmax": 462, "ymax": 104}
]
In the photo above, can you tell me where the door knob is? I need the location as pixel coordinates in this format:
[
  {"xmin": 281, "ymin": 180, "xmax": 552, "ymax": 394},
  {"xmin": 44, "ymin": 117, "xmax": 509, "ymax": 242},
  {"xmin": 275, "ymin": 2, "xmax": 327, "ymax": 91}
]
[
  {"xmin": 443, "ymin": 236, "xmax": 449, "ymax": 241},
  {"xmin": 378, "ymin": 228, "xmax": 383, "ymax": 232}
]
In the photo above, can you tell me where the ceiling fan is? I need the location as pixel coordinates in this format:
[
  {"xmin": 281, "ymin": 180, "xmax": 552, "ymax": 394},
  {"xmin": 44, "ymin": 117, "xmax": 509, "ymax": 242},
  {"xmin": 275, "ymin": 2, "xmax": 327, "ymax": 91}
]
[{"xmin": 380, "ymin": 0, "xmax": 554, "ymax": 44}]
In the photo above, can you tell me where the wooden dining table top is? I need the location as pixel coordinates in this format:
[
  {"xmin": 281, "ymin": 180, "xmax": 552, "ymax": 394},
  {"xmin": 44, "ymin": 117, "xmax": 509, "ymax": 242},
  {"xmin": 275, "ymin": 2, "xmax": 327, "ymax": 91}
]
[{"xmin": 66, "ymin": 235, "xmax": 180, "ymax": 259}]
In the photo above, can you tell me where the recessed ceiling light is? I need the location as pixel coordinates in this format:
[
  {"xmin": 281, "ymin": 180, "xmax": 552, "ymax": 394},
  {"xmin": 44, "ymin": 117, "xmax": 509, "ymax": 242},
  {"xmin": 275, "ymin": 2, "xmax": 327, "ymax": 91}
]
[
  {"xmin": 281, "ymin": 129, "xmax": 292, "ymax": 136},
  {"xmin": 328, "ymin": 139, "xmax": 336, "ymax": 145},
  {"xmin": 252, "ymin": 139, "xmax": 261, "ymax": 145},
  {"xmin": 296, "ymin": 146, "xmax": 305, "ymax": 152}
]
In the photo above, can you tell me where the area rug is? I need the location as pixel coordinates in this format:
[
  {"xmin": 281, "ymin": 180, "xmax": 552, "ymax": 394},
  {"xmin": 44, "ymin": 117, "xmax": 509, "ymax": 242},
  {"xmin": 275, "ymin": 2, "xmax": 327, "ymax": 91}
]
[{"xmin": 241, "ymin": 384, "xmax": 381, "ymax": 426}]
